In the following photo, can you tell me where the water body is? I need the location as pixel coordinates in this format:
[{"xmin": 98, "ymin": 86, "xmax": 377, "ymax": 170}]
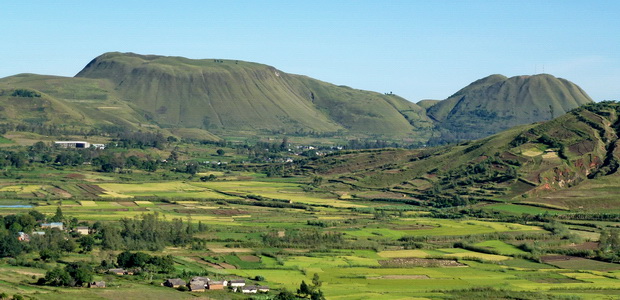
[{"xmin": 0, "ymin": 205, "xmax": 33, "ymax": 208}]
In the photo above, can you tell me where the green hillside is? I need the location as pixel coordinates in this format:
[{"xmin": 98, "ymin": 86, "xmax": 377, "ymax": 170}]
[
  {"xmin": 75, "ymin": 52, "xmax": 433, "ymax": 139},
  {"xmin": 0, "ymin": 53, "xmax": 594, "ymax": 144},
  {"xmin": 416, "ymin": 99, "xmax": 441, "ymax": 110},
  {"xmin": 426, "ymin": 74, "xmax": 593, "ymax": 143},
  {"xmin": 0, "ymin": 74, "xmax": 148, "ymax": 131},
  {"xmin": 310, "ymin": 101, "xmax": 620, "ymax": 211}
]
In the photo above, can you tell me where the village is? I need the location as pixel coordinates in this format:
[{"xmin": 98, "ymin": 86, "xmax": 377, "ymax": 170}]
[{"xmin": 10, "ymin": 210, "xmax": 270, "ymax": 296}]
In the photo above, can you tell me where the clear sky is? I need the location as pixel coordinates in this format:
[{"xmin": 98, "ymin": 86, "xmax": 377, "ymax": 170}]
[{"xmin": 1, "ymin": 1, "xmax": 618, "ymax": 102}]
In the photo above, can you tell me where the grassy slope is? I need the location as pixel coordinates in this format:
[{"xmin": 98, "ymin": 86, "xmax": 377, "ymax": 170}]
[
  {"xmin": 75, "ymin": 52, "xmax": 433, "ymax": 139},
  {"xmin": 427, "ymin": 74, "xmax": 593, "ymax": 141},
  {"xmin": 0, "ymin": 53, "xmax": 596, "ymax": 144},
  {"xmin": 312, "ymin": 102, "xmax": 620, "ymax": 210},
  {"xmin": 0, "ymin": 74, "xmax": 149, "ymax": 130}
]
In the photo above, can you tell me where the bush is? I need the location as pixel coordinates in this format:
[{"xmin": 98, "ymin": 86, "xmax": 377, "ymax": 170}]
[{"xmin": 177, "ymin": 285, "xmax": 188, "ymax": 292}]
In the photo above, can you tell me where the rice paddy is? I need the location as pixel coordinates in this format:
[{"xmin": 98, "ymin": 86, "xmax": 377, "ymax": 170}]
[{"xmin": 0, "ymin": 176, "xmax": 619, "ymax": 299}]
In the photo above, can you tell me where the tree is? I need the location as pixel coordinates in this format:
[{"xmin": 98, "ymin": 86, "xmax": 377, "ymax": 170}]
[
  {"xmin": 274, "ymin": 288, "xmax": 296, "ymax": 300},
  {"xmin": 78, "ymin": 235, "xmax": 95, "ymax": 252},
  {"xmin": 44, "ymin": 267, "xmax": 71, "ymax": 286},
  {"xmin": 0, "ymin": 233, "xmax": 23, "ymax": 257},
  {"xmin": 101, "ymin": 224, "xmax": 123, "ymax": 250},
  {"xmin": 310, "ymin": 289, "xmax": 326, "ymax": 300},
  {"xmin": 59, "ymin": 238, "xmax": 77, "ymax": 253},
  {"xmin": 184, "ymin": 162, "xmax": 199, "ymax": 175},
  {"xmin": 216, "ymin": 149, "xmax": 225, "ymax": 156},
  {"xmin": 297, "ymin": 280, "xmax": 311, "ymax": 297},
  {"xmin": 312, "ymin": 273, "xmax": 322, "ymax": 288},
  {"xmin": 65, "ymin": 262, "xmax": 93, "ymax": 287},
  {"xmin": 168, "ymin": 151, "xmax": 179, "ymax": 162},
  {"xmin": 600, "ymin": 228, "xmax": 620, "ymax": 252},
  {"xmin": 40, "ymin": 248, "xmax": 61, "ymax": 262},
  {"xmin": 50, "ymin": 206, "xmax": 63, "ymax": 222},
  {"xmin": 28, "ymin": 210, "xmax": 46, "ymax": 222},
  {"xmin": 280, "ymin": 137, "xmax": 289, "ymax": 150}
]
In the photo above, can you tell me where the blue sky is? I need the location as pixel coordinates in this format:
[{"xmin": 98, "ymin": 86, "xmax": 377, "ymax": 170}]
[{"xmin": 1, "ymin": 1, "xmax": 618, "ymax": 102}]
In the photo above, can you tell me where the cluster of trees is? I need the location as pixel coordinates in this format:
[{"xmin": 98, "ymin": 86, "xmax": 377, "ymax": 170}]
[
  {"xmin": 599, "ymin": 228, "xmax": 620, "ymax": 254},
  {"xmin": 0, "ymin": 210, "xmax": 206, "ymax": 265},
  {"xmin": 262, "ymin": 229, "xmax": 345, "ymax": 249},
  {"xmin": 110, "ymin": 131, "xmax": 167, "ymax": 149},
  {"xmin": 93, "ymin": 153, "xmax": 160, "ymax": 173},
  {"xmin": 98, "ymin": 213, "xmax": 199, "ymax": 251},
  {"xmin": 345, "ymin": 139, "xmax": 423, "ymax": 150},
  {"xmin": 42, "ymin": 262, "xmax": 92, "ymax": 287},
  {"xmin": 109, "ymin": 251, "xmax": 175, "ymax": 275},
  {"xmin": 0, "ymin": 209, "xmax": 82, "ymax": 259},
  {"xmin": 0, "ymin": 141, "xmax": 161, "ymax": 173}
]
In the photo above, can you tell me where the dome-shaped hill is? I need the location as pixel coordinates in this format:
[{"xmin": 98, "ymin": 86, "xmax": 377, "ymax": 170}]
[
  {"xmin": 76, "ymin": 52, "xmax": 433, "ymax": 139},
  {"xmin": 426, "ymin": 74, "xmax": 592, "ymax": 143}
]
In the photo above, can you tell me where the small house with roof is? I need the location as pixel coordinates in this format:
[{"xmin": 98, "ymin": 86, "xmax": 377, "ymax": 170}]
[
  {"xmin": 75, "ymin": 226, "xmax": 90, "ymax": 235},
  {"xmin": 41, "ymin": 222, "xmax": 64, "ymax": 230},
  {"xmin": 241, "ymin": 285, "xmax": 258, "ymax": 294},
  {"xmin": 108, "ymin": 268, "xmax": 131, "ymax": 275},
  {"xmin": 189, "ymin": 281, "xmax": 206, "ymax": 292},
  {"xmin": 163, "ymin": 278, "xmax": 186, "ymax": 288},
  {"xmin": 207, "ymin": 280, "xmax": 226, "ymax": 290},
  {"xmin": 89, "ymin": 281, "xmax": 106, "ymax": 288},
  {"xmin": 17, "ymin": 232, "xmax": 30, "ymax": 242},
  {"xmin": 229, "ymin": 279, "xmax": 246, "ymax": 288}
]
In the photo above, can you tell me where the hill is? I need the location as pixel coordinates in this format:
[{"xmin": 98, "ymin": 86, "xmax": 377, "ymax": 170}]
[
  {"xmin": 0, "ymin": 53, "xmax": 594, "ymax": 144},
  {"xmin": 75, "ymin": 52, "xmax": 434, "ymax": 139},
  {"xmin": 310, "ymin": 101, "xmax": 620, "ymax": 211},
  {"xmin": 426, "ymin": 74, "xmax": 593, "ymax": 143},
  {"xmin": 0, "ymin": 74, "xmax": 151, "ymax": 130}
]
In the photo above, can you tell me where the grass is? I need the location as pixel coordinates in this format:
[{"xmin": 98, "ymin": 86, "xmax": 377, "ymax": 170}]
[
  {"xmin": 472, "ymin": 240, "xmax": 528, "ymax": 255},
  {"xmin": 0, "ymin": 136, "xmax": 12, "ymax": 144},
  {"xmin": 437, "ymin": 248, "xmax": 511, "ymax": 261},
  {"xmin": 486, "ymin": 203, "xmax": 566, "ymax": 215},
  {"xmin": 377, "ymin": 250, "xmax": 429, "ymax": 258},
  {"xmin": 542, "ymin": 257, "xmax": 620, "ymax": 271},
  {"xmin": 98, "ymin": 181, "xmax": 241, "ymax": 199},
  {"xmin": 502, "ymin": 259, "xmax": 555, "ymax": 270}
]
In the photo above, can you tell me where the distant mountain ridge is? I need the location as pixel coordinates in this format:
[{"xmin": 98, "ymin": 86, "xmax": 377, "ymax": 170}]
[
  {"xmin": 0, "ymin": 52, "xmax": 593, "ymax": 142},
  {"xmin": 425, "ymin": 74, "xmax": 593, "ymax": 143},
  {"xmin": 75, "ymin": 52, "xmax": 434, "ymax": 139}
]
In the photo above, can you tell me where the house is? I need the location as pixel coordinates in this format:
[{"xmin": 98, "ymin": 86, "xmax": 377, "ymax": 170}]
[
  {"xmin": 75, "ymin": 226, "xmax": 89, "ymax": 235},
  {"xmin": 190, "ymin": 276, "xmax": 209, "ymax": 284},
  {"xmin": 229, "ymin": 279, "xmax": 246, "ymax": 288},
  {"xmin": 257, "ymin": 285, "xmax": 270, "ymax": 293},
  {"xmin": 189, "ymin": 276, "xmax": 211, "ymax": 285},
  {"xmin": 17, "ymin": 232, "xmax": 30, "ymax": 242},
  {"xmin": 55, "ymin": 141, "xmax": 91, "ymax": 149},
  {"xmin": 241, "ymin": 285, "xmax": 258, "ymax": 294},
  {"xmin": 188, "ymin": 281, "xmax": 206, "ymax": 292},
  {"xmin": 89, "ymin": 281, "xmax": 106, "ymax": 288},
  {"xmin": 54, "ymin": 141, "xmax": 104, "ymax": 150},
  {"xmin": 163, "ymin": 278, "xmax": 186, "ymax": 288},
  {"xmin": 108, "ymin": 268, "xmax": 131, "ymax": 275},
  {"xmin": 41, "ymin": 222, "xmax": 64, "ymax": 230},
  {"xmin": 207, "ymin": 280, "xmax": 225, "ymax": 290}
]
